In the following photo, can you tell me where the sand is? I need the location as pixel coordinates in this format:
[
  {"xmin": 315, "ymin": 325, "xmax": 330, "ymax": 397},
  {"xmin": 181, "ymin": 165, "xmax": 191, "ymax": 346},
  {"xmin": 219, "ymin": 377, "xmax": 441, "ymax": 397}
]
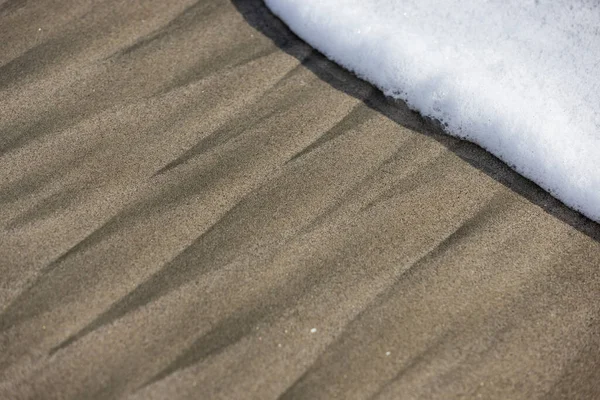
[{"xmin": 1, "ymin": 0, "xmax": 599, "ymax": 399}]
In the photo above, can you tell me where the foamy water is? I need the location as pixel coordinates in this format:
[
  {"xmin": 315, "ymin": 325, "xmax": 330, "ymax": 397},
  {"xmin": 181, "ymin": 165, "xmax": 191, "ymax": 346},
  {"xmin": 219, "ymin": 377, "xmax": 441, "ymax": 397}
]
[{"xmin": 265, "ymin": 0, "xmax": 600, "ymax": 222}]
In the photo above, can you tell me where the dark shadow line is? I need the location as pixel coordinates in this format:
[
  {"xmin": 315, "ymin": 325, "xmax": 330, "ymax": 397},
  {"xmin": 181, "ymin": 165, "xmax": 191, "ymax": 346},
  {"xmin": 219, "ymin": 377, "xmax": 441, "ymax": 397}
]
[{"xmin": 230, "ymin": 0, "xmax": 600, "ymax": 243}]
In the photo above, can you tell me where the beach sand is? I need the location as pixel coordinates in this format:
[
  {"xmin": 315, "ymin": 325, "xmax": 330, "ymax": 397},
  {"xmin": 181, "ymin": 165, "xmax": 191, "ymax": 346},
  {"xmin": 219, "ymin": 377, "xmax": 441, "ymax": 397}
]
[{"xmin": 1, "ymin": 0, "xmax": 599, "ymax": 398}]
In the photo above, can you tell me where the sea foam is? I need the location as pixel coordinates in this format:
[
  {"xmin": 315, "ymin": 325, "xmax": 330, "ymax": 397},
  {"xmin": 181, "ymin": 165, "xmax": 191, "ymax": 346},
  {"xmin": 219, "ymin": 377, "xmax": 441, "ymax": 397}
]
[{"xmin": 265, "ymin": 0, "xmax": 600, "ymax": 222}]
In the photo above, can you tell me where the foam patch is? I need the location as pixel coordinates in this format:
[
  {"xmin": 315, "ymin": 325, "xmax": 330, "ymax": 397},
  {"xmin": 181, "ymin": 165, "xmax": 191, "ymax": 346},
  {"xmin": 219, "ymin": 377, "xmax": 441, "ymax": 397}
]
[{"xmin": 266, "ymin": 0, "xmax": 600, "ymax": 222}]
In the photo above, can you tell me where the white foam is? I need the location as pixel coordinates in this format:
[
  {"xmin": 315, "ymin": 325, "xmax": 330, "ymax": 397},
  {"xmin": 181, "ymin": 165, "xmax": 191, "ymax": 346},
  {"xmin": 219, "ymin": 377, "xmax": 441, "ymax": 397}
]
[{"xmin": 265, "ymin": 0, "xmax": 600, "ymax": 222}]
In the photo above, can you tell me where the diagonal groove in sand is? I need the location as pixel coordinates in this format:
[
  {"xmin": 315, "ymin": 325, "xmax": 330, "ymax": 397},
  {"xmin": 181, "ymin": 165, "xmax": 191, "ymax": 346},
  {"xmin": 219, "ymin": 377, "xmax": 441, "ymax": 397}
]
[
  {"xmin": 152, "ymin": 49, "xmax": 319, "ymax": 176},
  {"xmin": 287, "ymin": 94, "xmax": 377, "ymax": 163},
  {"xmin": 49, "ymin": 159, "xmax": 388, "ymax": 354},
  {"xmin": 110, "ymin": 0, "xmax": 227, "ymax": 59},
  {"xmin": 156, "ymin": 43, "xmax": 280, "ymax": 96},
  {"xmin": 360, "ymin": 146, "xmax": 458, "ymax": 214},
  {"xmin": 49, "ymin": 134, "xmax": 441, "ymax": 358},
  {"xmin": 138, "ymin": 192, "xmax": 511, "ymax": 393},
  {"xmin": 154, "ymin": 86, "xmax": 309, "ymax": 176},
  {"xmin": 278, "ymin": 191, "xmax": 514, "ymax": 398}
]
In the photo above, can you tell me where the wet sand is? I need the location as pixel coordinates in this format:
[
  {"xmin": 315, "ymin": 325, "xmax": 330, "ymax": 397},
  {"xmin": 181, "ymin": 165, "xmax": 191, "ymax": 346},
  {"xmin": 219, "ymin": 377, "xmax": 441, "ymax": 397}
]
[{"xmin": 1, "ymin": 0, "xmax": 600, "ymax": 399}]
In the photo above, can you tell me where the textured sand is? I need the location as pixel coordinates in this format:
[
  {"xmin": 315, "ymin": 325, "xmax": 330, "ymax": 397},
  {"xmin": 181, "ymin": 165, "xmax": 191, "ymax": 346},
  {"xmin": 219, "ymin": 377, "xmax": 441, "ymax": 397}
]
[{"xmin": 1, "ymin": 0, "xmax": 599, "ymax": 399}]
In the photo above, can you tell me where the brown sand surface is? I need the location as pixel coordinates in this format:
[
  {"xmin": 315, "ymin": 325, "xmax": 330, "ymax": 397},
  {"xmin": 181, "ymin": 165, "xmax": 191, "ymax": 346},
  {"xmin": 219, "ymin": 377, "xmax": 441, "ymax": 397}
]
[{"xmin": 1, "ymin": 0, "xmax": 600, "ymax": 399}]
